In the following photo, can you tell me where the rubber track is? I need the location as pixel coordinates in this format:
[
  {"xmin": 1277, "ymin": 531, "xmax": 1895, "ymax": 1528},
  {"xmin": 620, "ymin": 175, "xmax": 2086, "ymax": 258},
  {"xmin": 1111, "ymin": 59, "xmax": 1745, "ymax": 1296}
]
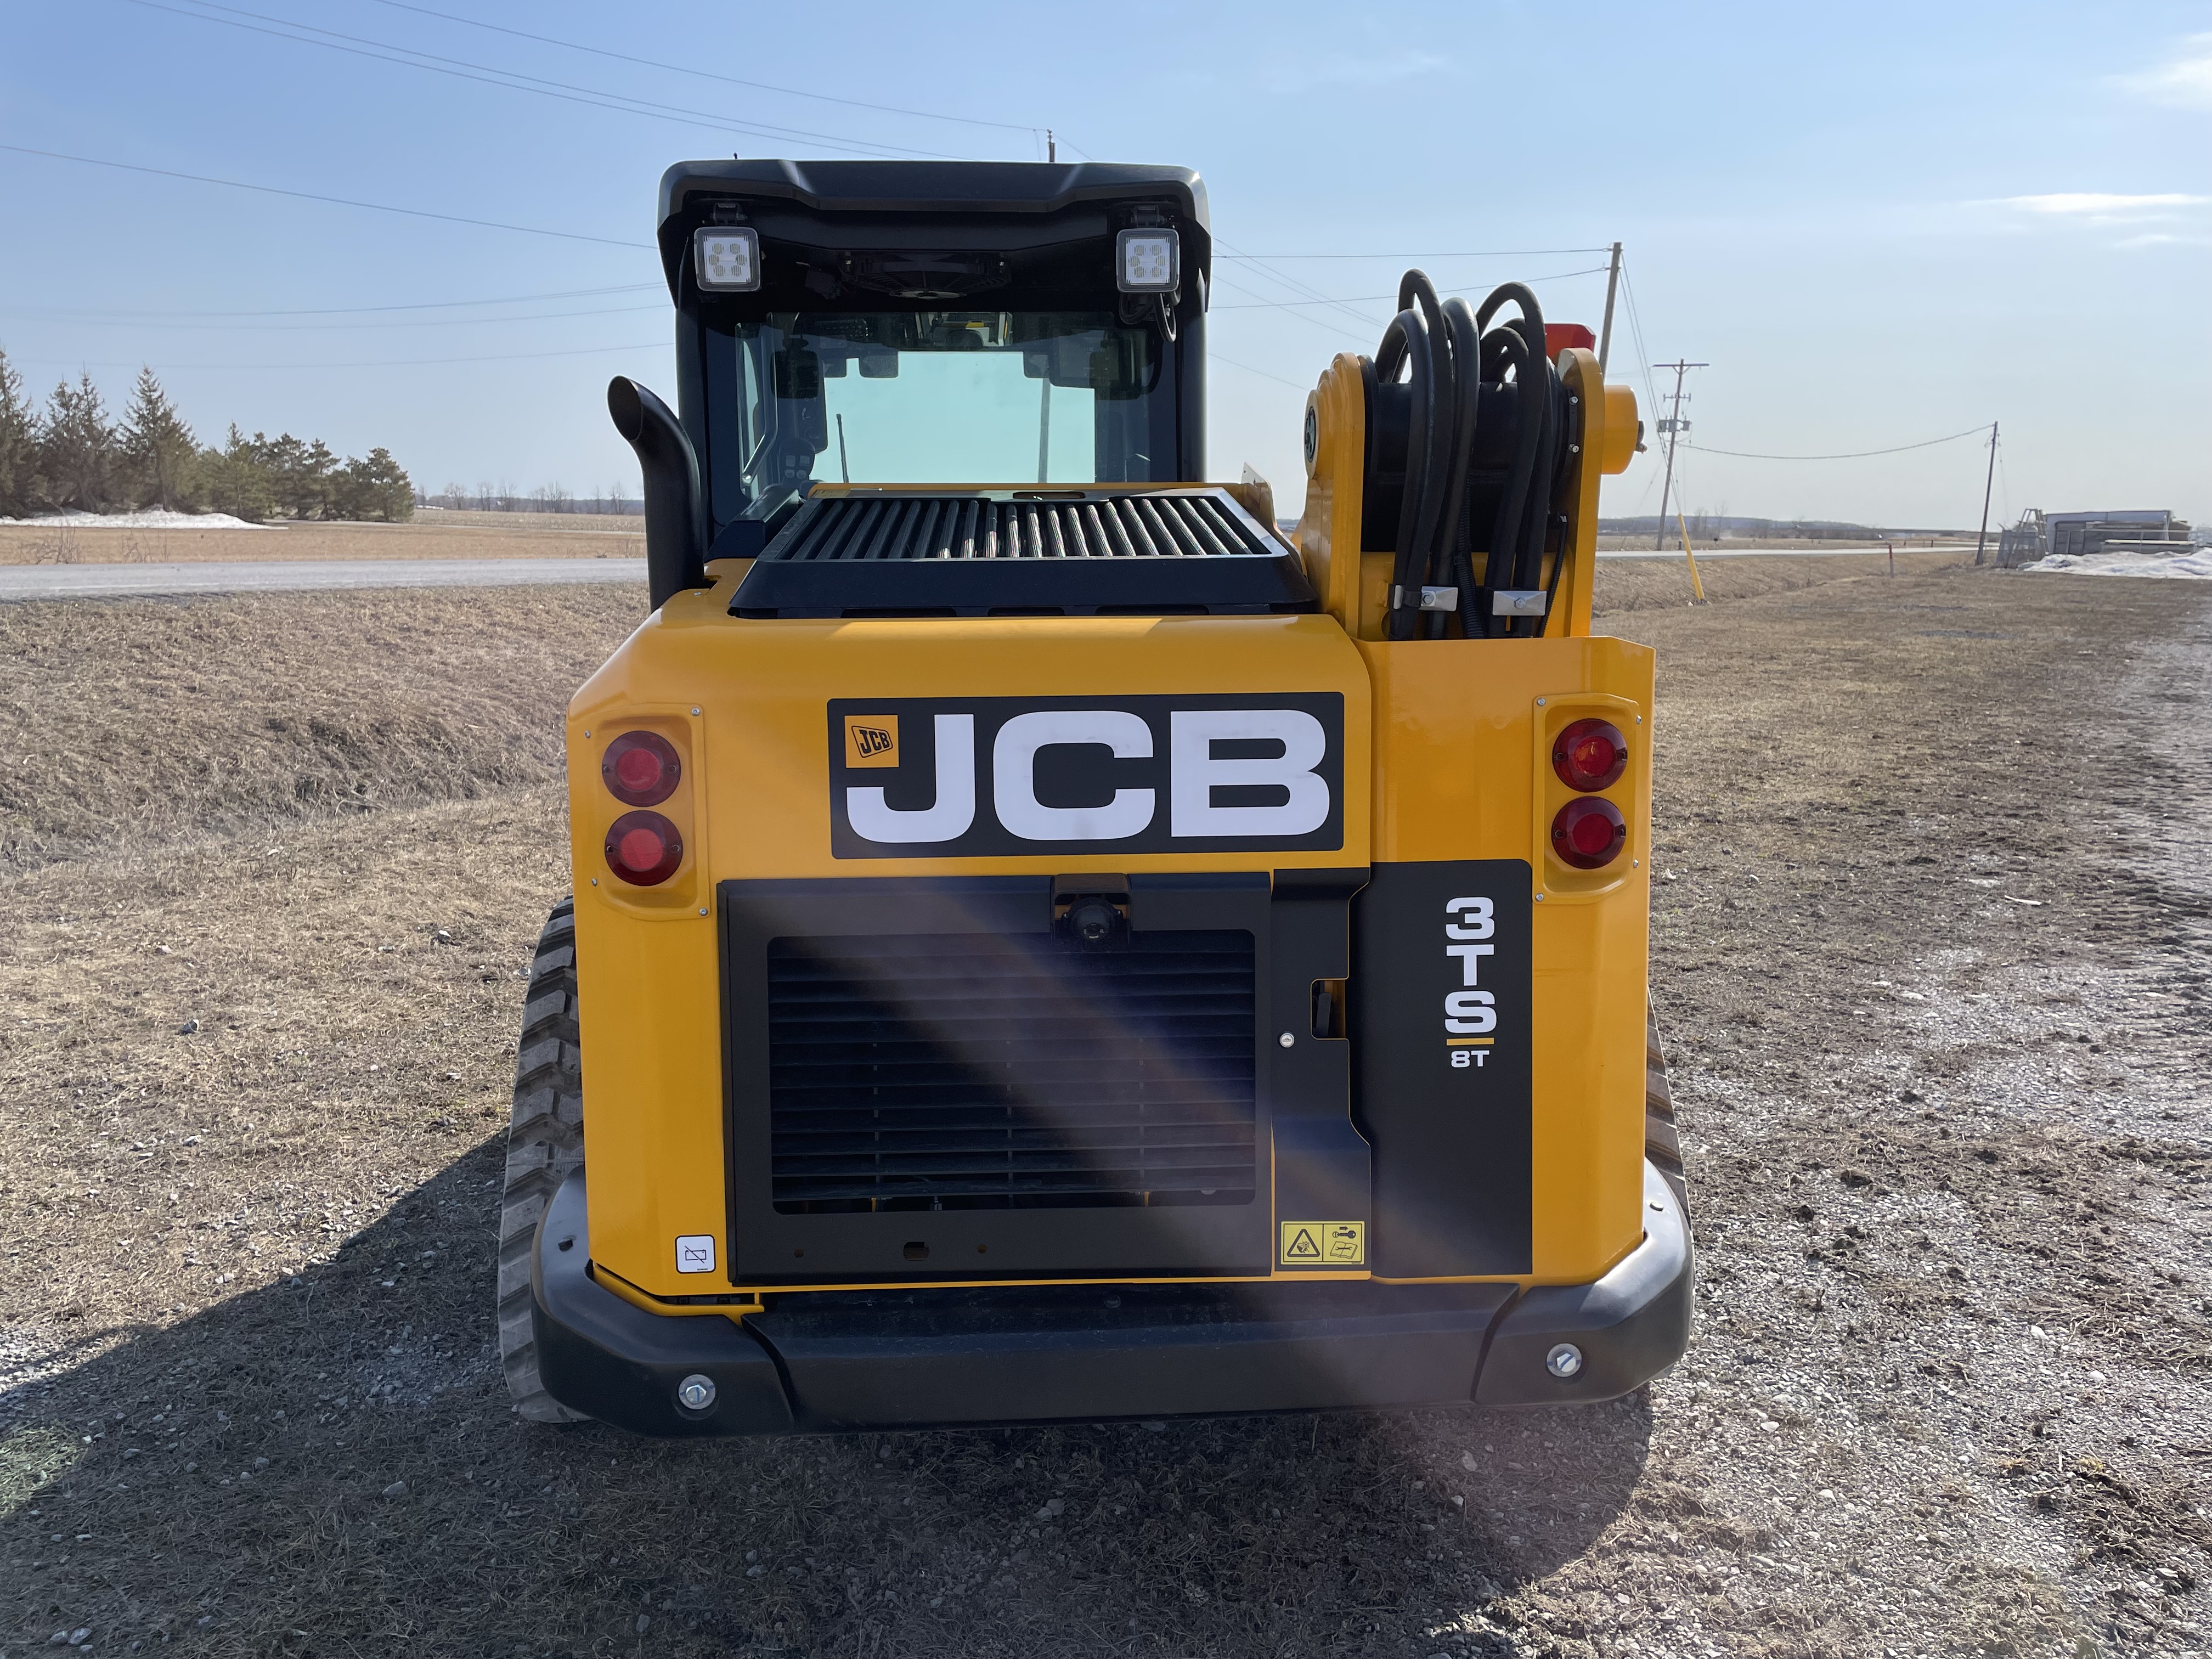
[
  {"xmin": 496, "ymin": 897, "xmax": 590, "ymax": 1423},
  {"xmin": 1646, "ymin": 1001, "xmax": 1688, "ymax": 1211}
]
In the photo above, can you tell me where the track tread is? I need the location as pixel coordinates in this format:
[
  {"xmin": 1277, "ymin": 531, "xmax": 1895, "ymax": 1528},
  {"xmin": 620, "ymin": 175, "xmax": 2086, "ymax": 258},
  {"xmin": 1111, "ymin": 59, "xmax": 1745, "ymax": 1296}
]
[
  {"xmin": 498, "ymin": 898, "xmax": 589, "ymax": 1424},
  {"xmin": 1646, "ymin": 1000, "xmax": 1688, "ymax": 1210}
]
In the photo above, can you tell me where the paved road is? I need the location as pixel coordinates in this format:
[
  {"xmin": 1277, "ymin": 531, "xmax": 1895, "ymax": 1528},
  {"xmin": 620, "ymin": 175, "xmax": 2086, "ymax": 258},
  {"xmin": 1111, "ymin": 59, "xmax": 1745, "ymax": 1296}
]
[
  {"xmin": 0, "ymin": 557, "xmax": 648, "ymax": 602},
  {"xmin": 0, "ymin": 545, "xmax": 1942, "ymax": 602}
]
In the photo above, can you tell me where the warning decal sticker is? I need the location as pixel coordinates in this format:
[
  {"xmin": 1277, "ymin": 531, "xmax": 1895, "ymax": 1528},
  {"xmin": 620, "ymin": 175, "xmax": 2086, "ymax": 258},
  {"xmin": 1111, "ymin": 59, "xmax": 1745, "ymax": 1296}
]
[{"xmin": 1280, "ymin": 1221, "xmax": 1365, "ymax": 1266}]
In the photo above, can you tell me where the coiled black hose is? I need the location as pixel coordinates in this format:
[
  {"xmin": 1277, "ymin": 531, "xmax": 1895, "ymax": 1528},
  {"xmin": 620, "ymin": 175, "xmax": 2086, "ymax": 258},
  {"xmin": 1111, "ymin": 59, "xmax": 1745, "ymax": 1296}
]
[{"xmin": 1367, "ymin": 273, "xmax": 1567, "ymax": 639}]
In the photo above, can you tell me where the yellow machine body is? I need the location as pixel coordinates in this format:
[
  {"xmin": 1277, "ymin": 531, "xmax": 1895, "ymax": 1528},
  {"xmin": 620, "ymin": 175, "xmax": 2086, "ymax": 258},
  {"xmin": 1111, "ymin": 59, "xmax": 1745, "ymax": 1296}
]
[{"xmin": 565, "ymin": 345, "xmax": 1649, "ymax": 1311}]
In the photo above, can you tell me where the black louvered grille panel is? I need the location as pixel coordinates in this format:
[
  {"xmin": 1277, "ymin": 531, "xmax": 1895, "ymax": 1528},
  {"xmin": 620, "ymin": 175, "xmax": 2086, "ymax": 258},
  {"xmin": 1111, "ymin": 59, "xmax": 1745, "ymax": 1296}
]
[
  {"xmin": 771, "ymin": 490, "xmax": 1275, "ymax": 563},
  {"xmin": 766, "ymin": 932, "xmax": 1257, "ymax": 1214}
]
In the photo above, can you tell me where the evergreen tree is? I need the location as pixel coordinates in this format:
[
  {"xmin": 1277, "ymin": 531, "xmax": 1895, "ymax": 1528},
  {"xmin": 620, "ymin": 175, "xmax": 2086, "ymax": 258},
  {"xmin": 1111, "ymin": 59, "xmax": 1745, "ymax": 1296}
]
[
  {"xmin": 198, "ymin": 424, "xmax": 275, "ymax": 522},
  {"xmin": 36, "ymin": 373, "xmax": 118, "ymax": 512},
  {"xmin": 119, "ymin": 366, "xmax": 199, "ymax": 510},
  {"xmin": 0, "ymin": 347, "xmax": 35, "ymax": 518},
  {"xmin": 332, "ymin": 447, "xmax": 415, "ymax": 522}
]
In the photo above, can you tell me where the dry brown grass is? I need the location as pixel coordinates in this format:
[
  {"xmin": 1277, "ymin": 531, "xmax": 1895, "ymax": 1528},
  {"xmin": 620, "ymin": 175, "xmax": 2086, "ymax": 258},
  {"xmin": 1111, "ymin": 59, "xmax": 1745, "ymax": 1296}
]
[
  {"xmin": 4, "ymin": 567, "xmax": 2207, "ymax": 1656},
  {"xmin": 1592, "ymin": 548, "xmax": 1967, "ymax": 615},
  {"xmin": 0, "ymin": 517, "xmax": 642, "ymax": 567},
  {"xmin": 0, "ymin": 587, "xmax": 638, "ymax": 875}
]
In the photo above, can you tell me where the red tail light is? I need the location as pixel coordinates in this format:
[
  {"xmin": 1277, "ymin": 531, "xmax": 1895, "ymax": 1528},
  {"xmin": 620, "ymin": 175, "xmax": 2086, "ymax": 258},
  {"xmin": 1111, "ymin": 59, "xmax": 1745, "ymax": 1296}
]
[
  {"xmin": 1551, "ymin": 797, "xmax": 1626, "ymax": 869},
  {"xmin": 1552, "ymin": 718, "xmax": 1627, "ymax": 792},
  {"xmin": 606, "ymin": 810, "xmax": 684, "ymax": 885},
  {"xmin": 602, "ymin": 730, "xmax": 681, "ymax": 806}
]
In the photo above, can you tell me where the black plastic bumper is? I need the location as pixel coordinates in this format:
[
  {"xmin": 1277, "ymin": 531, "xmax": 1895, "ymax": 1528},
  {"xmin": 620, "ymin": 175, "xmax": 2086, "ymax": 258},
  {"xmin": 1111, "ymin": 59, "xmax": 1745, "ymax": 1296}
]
[{"xmin": 530, "ymin": 1164, "xmax": 1691, "ymax": 1436}]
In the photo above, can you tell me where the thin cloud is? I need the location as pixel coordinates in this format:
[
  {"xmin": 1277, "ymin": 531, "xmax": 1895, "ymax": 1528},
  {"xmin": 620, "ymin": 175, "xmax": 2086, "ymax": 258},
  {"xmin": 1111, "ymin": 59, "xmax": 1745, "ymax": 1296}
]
[
  {"xmin": 1996, "ymin": 193, "xmax": 2207, "ymax": 217},
  {"xmin": 2117, "ymin": 32, "xmax": 2212, "ymax": 109}
]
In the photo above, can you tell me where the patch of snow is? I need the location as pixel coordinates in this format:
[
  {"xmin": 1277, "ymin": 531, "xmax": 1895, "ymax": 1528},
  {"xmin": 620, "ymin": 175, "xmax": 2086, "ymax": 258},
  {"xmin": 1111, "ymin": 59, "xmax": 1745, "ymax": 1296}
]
[
  {"xmin": 2022, "ymin": 550, "xmax": 2212, "ymax": 580},
  {"xmin": 0, "ymin": 510, "xmax": 272, "ymax": 530}
]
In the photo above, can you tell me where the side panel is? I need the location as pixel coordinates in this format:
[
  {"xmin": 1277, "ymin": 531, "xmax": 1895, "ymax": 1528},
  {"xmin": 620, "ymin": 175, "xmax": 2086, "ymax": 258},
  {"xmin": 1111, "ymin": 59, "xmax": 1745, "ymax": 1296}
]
[
  {"xmin": 1353, "ymin": 860, "xmax": 1533, "ymax": 1277},
  {"xmin": 1359, "ymin": 634, "xmax": 1654, "ymax": 1286}
]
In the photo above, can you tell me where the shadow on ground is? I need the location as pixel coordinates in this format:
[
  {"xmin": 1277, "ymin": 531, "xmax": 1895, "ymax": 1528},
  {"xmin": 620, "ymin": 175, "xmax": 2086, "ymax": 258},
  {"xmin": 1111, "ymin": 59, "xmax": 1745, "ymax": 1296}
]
[{"xmin": 3, "ymin": 1141, "xmax": 1654, "ymax": 1657}]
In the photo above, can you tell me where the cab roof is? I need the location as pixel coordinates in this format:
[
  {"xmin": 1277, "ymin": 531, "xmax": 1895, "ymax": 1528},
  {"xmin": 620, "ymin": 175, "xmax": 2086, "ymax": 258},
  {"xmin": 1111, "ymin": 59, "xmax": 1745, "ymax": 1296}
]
[{"xmin": 654, "ymin": 159, "xmax": 1209, "ymax": 298}]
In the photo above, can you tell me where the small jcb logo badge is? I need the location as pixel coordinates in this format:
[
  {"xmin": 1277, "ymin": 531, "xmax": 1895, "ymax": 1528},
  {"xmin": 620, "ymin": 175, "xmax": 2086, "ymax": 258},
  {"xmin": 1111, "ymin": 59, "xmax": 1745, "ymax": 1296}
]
[{"xmin": 843, "ymin": 714, "xmax": 899, "ymax": 769}]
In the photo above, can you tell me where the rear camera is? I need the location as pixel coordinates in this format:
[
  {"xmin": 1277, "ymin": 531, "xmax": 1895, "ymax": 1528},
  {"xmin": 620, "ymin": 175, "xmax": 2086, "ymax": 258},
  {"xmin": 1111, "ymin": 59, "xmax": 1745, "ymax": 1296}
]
[
  {"xmin": 1551, "ymin": 718, "xmax": 1628, "ymax": 793},
  {"xmin": 603, "ymin": 730, "xmax": 681, "ymax": 806},
  {"xmin": 606, "ymin": 809, "xmax": 684, "ymax": 885},
  {"xmin": 1550, "ymin": 797, "xmax": 1627, "ymax": 870}
]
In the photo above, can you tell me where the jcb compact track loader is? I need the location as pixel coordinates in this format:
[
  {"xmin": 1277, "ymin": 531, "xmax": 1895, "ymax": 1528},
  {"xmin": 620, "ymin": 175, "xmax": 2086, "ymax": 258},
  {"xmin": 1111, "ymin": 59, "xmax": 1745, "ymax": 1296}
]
[{"xmin": 499, "ymin": 159, "xmax": 1689, "ymax": 1435}]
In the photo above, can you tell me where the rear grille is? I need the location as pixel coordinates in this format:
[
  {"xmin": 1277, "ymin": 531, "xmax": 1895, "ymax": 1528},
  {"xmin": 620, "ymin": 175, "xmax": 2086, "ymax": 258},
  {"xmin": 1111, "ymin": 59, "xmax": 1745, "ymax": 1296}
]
[
  {"xmin": 766, "ymin": 931, "xmax": 1257, "ymax": 1214},
  {"xmin": 768, "ymin": 489, "xmax": 1280, "ymax": 563}
]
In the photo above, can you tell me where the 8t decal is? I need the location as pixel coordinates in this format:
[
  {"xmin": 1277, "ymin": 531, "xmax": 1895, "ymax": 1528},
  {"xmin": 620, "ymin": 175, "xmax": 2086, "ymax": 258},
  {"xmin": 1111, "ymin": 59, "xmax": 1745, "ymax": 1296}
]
[{"xmin": 1444, "ymin": 896, "xmax": 1498, "ymax": 1066}]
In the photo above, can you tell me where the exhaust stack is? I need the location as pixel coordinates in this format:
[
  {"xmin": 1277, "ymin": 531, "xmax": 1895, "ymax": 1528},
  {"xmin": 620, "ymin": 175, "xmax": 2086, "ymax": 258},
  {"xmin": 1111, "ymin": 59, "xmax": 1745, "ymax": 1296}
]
[{"xmin": 607, "ymin": 376, "xmax": 709, "ymax": 611}]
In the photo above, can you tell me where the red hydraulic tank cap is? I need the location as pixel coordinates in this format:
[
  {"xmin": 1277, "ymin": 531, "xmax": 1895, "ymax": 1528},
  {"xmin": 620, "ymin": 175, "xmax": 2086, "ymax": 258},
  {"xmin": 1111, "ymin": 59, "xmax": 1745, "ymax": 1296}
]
[
  {"xmin": 602, "ymin": 730, "xmax": 681, "ymax": 807},
  {"xmin": 606, "ymin": 809, "xmax": 684, "ymax": 885},
  {"xmin": 1550, "ymin": 797, "xmax": 1627, "ymax": 870},
  {"xmin": 1544, "ymin": 323, "xmax": 1597, "ymax": 360},
  {"xmin": 1551, "ymin": 718, "xmax": 1629, "ymax": 792}
]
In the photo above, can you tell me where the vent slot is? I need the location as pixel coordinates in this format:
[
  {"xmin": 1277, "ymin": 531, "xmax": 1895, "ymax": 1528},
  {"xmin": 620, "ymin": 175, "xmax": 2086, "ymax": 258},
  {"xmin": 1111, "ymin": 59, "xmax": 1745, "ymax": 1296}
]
[
  {"xmin": 769, "ymin": 489, "xmax": 1277, "ymax": 563},
  {"xmin": 766, "ymin": 930, "xmax": 1257, "ymax": 1214}
]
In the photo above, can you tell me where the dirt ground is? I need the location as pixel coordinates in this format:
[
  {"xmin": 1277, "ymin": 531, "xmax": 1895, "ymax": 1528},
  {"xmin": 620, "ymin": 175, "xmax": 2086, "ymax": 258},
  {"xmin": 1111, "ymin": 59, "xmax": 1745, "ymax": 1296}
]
[
  {"xmin": 2, "ymin": 562, "xmax": 2208, "ymax": 1658},
  {"xmin": 0, "ymin": 512, "xmax": 641, "ymax": 568},
  {"xmin": 1592, "ymin": 549, "xmax": 1965, "ymax": 614}
]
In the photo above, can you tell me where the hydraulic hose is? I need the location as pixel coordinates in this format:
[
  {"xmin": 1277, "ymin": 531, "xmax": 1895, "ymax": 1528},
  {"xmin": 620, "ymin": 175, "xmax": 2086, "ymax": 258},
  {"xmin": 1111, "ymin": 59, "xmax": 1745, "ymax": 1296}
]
[
  {"xmin": 1364, "ymin": 273, "xmax": 1568, "ymax": 640},
  {"xmin": 1374, "ymin": 271, "xmax": 1481, "ymax": 640},
  {"xmin": 1476, "ymin": 284, "xmax": 1557, "ymax": 639},
  {"xmin": 1474, "ymin": 324, "xmax": 1540, "ymax": 636},
  {"xmin": 1374, "ymin": 302, "xmax": 1438, "ymax": 640}
]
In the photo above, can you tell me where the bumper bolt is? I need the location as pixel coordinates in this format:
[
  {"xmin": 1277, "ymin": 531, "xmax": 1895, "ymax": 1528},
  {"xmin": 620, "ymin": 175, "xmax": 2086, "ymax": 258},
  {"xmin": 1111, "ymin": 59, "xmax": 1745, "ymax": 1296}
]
[
  {"xmin": 1545, "ymin": 1343, "xmax": 1584, "ymax": 1380},
  {"xmin": 676, "ymin": 1373, "xmax": 716, "ymax": 1412}
]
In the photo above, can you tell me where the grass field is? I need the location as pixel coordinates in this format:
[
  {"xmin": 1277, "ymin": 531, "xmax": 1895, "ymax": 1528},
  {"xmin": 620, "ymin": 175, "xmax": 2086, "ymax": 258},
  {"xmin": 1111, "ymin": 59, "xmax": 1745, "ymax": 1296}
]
[
  {"xmin": 0, "ymin": 512, "xmax": 641, "ymax": 568},
  {"xmin": 3, "ymin": 561, "xmax": 2207, "ymax": 1657}
]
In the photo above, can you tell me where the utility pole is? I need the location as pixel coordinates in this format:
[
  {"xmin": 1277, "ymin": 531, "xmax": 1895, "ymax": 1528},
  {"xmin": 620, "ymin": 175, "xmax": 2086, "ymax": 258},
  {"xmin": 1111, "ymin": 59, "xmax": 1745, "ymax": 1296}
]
[
  {"xmin": 1973, "ymin": 421, "xmax": 1999, "ymax": 565},
  {"xmin": 1597, "ymin": 241, "xmax": 1623, "ymax": 374},
  {"xmin": 1651, "ymin": 359, "xmax": 1707, "ymax": 550},
  {"xmin": 1047, "ymin": 129, "xmax": 1056, "ymax": 163}
]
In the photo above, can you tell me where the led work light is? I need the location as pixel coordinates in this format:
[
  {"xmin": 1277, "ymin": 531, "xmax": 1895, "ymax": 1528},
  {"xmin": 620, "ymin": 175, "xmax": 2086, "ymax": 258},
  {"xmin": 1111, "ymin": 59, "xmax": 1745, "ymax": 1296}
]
[
  {"xmin": 1115, "ymin": 229, "xmax": 1179, "ymax": 294},
  {"xmin": 694, "ymin": 227, "xmax": 761, "ymax": 292}
]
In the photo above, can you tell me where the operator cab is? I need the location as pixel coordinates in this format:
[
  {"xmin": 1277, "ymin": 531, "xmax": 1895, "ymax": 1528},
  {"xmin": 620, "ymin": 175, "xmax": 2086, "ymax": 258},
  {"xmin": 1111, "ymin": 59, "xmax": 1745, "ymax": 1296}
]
[{"xmin": 654, "ymin": 160, "xmax": 1214, "ymax": 558}]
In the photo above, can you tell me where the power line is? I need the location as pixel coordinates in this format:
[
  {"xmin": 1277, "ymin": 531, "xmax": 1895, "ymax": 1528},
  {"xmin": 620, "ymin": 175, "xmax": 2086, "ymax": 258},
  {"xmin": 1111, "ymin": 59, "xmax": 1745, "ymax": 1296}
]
[
  {"xmin": 1211, "ymin": 274, "xmax": 1380, "ymax": 343},
  {"xmin": 365, "ymin": 0, "xmax": 1047, "ymax": 137},
  {"xmin": 8, "ymin": 284, "xmax": 662, "ymax": 320},
  {"xmin": 125, "ymin": 0, "xmax": 969, "ymax": 161},
  {"xmin": 1209, "ymin": 354, "xmax": 1316, "ymax": 392},
  {"xmin": 1685, "ymin": 424, "xmax": 1994, "ymax": 460},
  {"xmin": 1650, "ymin": 359, "xmax": 1708, "ymax": 549},
  {"xmin": 1216, "ymin": 249, "xmax": 1613, "ymax": 260},
  {"xmin": 11, "ymin": 340, "xmax": 669, "ymax": 370},
  {"xmin": 1212, "ymin": 238, "xmax": 1384, "ymax": 337},
  {"xmin": 1211, "ymin": 266, "xmax": 1613, "ymax": 308},
  {"xmin": 0, "ymin": 143, "xmax": 650, "ymax": 247},
  {"xmin": 10, "ymin": 302, "xmax": 668, "ymax": 333},
  {"xmin": 1615, "ymin": 259, "xmax": 1665, "ymax": 460}
]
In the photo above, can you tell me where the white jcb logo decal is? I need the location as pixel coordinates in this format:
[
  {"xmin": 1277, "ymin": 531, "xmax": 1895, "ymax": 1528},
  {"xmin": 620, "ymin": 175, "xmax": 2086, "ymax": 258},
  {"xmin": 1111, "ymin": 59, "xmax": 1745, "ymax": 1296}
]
[
  {"xmin": 846, "ymin": 713, "xmax": 978, "ymax": 843},
  {"xmin": 847, "ymin": 707, "xmax": 1331, "ymax": 845},
  {"xmin": 1443, "ymin": 895, "xmax": 1496, "ymax": 1069}
]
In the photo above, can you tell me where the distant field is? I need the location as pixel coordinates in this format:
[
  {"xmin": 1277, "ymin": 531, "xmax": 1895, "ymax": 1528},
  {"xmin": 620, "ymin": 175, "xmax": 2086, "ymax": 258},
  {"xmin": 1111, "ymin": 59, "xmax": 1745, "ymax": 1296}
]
[
  {"xmin": 0, "ymin": 512, "xmax": 641, "ymax": 567},
  {"xmin": 1592, "ymin": 548, "xmax": 1966, "ymax": 612},
  {"xmin": 0, "ymin": 510, "xmax": 1966, "ymax": 614}
]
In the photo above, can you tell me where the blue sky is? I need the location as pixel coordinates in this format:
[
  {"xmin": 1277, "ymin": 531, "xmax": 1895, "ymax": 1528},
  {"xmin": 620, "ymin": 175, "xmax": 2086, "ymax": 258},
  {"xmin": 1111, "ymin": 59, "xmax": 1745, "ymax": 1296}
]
[{"xmin": 3, "ymin": 1, "xmax": 2207, "ymax": 529}]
